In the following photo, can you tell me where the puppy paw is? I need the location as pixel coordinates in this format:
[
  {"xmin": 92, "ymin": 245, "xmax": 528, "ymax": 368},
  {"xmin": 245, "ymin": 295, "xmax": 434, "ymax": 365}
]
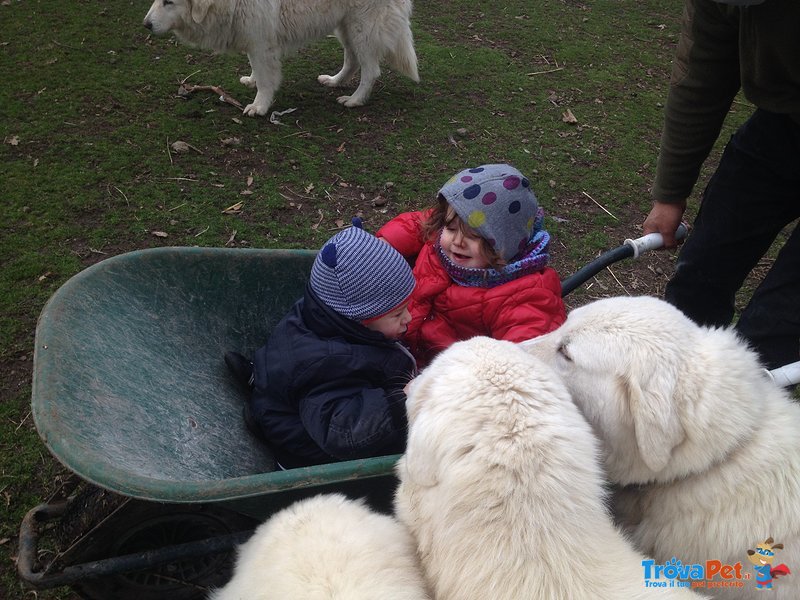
[
  {"xmin": 242, "ymin": 102, "xmax": 269, "ymax": 117},
  {"xmin": 240, "ymin": 75, "xmax": 256, "ymax": 88},
  {"xmin": 337, "ymin": 95, "xmax": 366, "ymax": 107}
]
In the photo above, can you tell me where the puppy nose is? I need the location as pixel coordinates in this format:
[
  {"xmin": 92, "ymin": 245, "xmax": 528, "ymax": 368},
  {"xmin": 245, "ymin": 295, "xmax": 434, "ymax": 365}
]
[{"xmin": 144, "ymin": 19, "xmax": 153, "ymax": 30}]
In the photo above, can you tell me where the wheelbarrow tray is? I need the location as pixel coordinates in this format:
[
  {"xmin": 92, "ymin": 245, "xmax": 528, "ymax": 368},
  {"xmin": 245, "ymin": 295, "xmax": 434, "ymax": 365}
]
[{"xmin": 32, "ymin": 246, "xmax": 400, "ymax": 506}]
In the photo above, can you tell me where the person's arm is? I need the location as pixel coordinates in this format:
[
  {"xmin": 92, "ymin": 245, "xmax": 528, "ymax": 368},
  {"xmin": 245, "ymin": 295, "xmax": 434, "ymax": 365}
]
[
  {"xmin": 376, "ymin": 210, "xmax": 430, "ymax": 259},
  {"xmin": 297, "ymin": 375, "xmax": 408, "ymax": 461},
  {"xmin": 647, "ymin": 0, "xmax": 741, "ymax": 245}
]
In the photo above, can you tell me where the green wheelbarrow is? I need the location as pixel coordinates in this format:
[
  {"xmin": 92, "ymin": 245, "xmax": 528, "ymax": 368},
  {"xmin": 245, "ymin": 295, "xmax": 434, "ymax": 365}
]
[{"xmin": 16, "ymin": 247, "xmax": 402, "ymax": 600}]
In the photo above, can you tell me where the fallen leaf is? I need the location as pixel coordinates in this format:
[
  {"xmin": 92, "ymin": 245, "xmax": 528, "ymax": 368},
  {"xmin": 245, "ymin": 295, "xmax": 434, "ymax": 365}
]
[
  {"xmin": 336, "ymin": 142, "xmax": 346, "ymax": 153},
  {"xmin": 246, "ymin": 176, "xmax": 253, "ymax": 187},
  {"xmin": 6, "ymin": 135, "xmax": 19, "ymax": 146},
  {"xmin": 220, "ymin": 137, "xmax": 241, "ymax": 147},
  {"xmin": 171, "ymin": 140, "xmax": 203, "ymax": 154},
  {"xmin": 371, "ymin": 195, "xmax": 388, "ymax": 207},
  {"xmin": 562, "ymin": 108, "xmax": 578, "ymax": 124},
  {"xmin": 335, "ymin": 219, "xmax": 345, "ymax": 228},
  {"xmin": 311, "ymin": 209, "xmax": 324, "ymax": 230},
  {"xmin": 222, "ymin": 201, "xmax": 244, "ymax": 214},
  {"xmin": 304, "ymin": 183, "xmax": 315, "ymax": 194},
  {"xmin": 38, "ymin": 272, "xmax": 51, "ymax": 282},
  {"xmin": 152, "ymin": 231, "xmax": 168, "ymax": 238}
]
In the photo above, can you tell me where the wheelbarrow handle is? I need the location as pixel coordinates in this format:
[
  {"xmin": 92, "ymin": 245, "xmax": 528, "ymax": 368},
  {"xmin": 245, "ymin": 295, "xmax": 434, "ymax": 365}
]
[
  {"xmin": 17, "ymin": 502, "xmax": 68, "ymax": 586},
  {"xmin": 623, "ymin": 223, "xmax": 689, "ymax": 259},
  {"xmin": 766, "ymin": 361, "xmax": 800, "ymax": 388},
  {"xmin": 17, "ymin": 500, "xmax": 253, "ymax": 589},
  {"xmin": 561, "ymin": 224, "xmax": 688, "ymax": 297}
]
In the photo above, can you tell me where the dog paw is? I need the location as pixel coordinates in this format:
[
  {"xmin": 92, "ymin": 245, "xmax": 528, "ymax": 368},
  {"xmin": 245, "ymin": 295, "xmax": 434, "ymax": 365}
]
[
  {"xmin": 337, "ymin": 95, "xmax": 366, "ymax": 108},
  {"xmin": 240, "ymin": 75, "xmax": 256, "ymax": 88},
  {"xmin": 318, "ymin": 74, "xmax": 339, "ymax": 87},
  {"xmin": 242, "ymin": 102, "xmax": 269, "ymax": 117}
]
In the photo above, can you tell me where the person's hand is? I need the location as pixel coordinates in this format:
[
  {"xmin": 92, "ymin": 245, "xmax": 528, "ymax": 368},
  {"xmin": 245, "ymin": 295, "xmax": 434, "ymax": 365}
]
[{"xmin": 642, "ymin": 200, "xmax": 687, "ymax": 249}]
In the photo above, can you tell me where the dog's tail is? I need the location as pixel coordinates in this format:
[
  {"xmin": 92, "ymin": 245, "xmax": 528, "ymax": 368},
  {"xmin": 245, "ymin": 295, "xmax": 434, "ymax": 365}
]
[{"xmin": 384, "ymin": 0, "xmax": 420, "ymax": 82}]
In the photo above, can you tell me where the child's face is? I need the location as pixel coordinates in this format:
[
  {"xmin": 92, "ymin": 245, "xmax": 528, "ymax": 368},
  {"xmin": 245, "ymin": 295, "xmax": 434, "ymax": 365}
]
[
  {"xmin": 440, "ymin": 208, "xmax": 491, "ymax": 269},
  {"xmin": 363, "ymin": 303, "xmax": 412, "ymax": 340}
]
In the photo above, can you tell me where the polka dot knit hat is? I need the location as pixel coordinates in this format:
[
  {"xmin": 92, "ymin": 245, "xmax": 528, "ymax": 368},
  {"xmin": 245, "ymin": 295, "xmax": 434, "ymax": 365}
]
[
  {"xmin": 439, "ymin": 164, "xmax": 539, "ymax": 262},
  {"xmin": 309, "ymin": 224, "xmax": 415, "ymax": 322}
]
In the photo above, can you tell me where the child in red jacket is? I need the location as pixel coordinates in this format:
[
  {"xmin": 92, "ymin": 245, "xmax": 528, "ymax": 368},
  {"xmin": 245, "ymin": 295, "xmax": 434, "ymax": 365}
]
[{"xmin": 377, "ymin": 163, "xmax": 566, "ymax": 366}]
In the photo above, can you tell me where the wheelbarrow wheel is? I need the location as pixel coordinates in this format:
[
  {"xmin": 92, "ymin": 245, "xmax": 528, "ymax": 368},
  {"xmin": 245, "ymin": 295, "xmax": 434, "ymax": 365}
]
[{"xmin": 57, "ymin": 487, "xmax": 256, "ymax": 600}]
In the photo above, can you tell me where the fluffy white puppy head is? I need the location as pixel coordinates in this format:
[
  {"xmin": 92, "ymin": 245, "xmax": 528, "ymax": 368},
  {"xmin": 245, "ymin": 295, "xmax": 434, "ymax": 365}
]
[
  {"xmin": 401, "ymin": 336, "xmax": 600, "ymax": 491},
  {"xmin": 523, "ymin": 296, "xmax": 764, "ymax": 485}
]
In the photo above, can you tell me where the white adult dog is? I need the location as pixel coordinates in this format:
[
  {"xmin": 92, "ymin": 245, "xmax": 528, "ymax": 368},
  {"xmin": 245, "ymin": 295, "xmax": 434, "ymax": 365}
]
[
  {"xmin": 395, "ymin": 337, "xmax": 702, "ymax": 600},
  {"xmin": 525, "ymin": 296, "xmax": 800, "ymax": 599},
  {"xmin": 209, "ymin": 493, "xmax": 430, "ymax": 600},
  {"xmin": 143, "ymin": 0, "xmax": 419, "ymax": 116}
]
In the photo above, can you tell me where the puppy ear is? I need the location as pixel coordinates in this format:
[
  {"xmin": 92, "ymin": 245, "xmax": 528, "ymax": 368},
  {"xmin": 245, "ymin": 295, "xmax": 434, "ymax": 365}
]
[
  {"xmin": 190, "ymin": 0, "xmax": 212, "ymax": 23},
  {"xmin": 624, "ymin": 370, "xmax": 685, "ymax": 473},
  {"xmin": 401, "ymin": 416, "xmax": 440, "ymax": 487}
]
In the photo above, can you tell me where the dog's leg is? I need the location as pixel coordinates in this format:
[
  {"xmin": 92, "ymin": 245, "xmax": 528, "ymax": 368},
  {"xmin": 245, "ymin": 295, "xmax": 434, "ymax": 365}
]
[
  {"xmin": 333, "ymin": 22, "xmax": 382, "ymax": 107},
  {"xmin": 318, "ymin": 27, "xmax": 358, "ymax": 87},
  {"xmin": 242, "ymin": 50, "xmax": 282, "ymax": 117},
  {"xmin": 337, "ymin": 58, "xmax": 379, "ymax": 107},
  {"xmin": 240, "ymin": 70, "xmax": 257, "ymax": 89}
]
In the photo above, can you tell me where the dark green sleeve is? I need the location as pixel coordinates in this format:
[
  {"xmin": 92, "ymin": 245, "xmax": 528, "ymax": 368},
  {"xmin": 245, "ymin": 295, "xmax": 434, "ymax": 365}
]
[{"xmin": 652, "ymin": 0, "xmax": 741, "ymax": 203}]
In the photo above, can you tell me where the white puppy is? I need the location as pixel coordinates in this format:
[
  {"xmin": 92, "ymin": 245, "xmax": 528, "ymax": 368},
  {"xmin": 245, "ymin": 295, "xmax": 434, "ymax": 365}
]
[
  {"xmin": 525, "ymin": 296, "xmax": 800, "ymax": 599},
  {"xmin": 143, "ymin": 0, "xmax": 419, "ymax": 116},
  {"xmin": 395, "ymin": 337, "xmax": 702, "ymax": 600},
  {"xmin": 209, "ymin": 493, "xmax": 430, "ymax": 600}
]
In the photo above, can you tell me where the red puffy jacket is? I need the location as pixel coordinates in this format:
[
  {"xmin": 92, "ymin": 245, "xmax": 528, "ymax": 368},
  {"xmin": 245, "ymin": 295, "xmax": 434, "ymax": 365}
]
[{"xmin": 377, "ymin": 210, "xmax": 566, "ymax": 366}]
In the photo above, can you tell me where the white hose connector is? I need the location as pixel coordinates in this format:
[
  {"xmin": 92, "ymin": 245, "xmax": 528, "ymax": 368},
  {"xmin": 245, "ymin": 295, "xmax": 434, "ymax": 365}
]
[
  {"xmin": 624, "ymin": 224, "xmax": 689, "ymax": 259},
  {"xmin": 766, "ymin": 361, "xmax": 800, "ymax": 388}
]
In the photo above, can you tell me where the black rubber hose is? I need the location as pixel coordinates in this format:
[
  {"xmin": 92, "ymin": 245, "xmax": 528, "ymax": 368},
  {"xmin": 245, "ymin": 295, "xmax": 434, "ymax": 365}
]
[{"xmin": 560, "ymin": 244, "xmax": 634, "ymax": 297}]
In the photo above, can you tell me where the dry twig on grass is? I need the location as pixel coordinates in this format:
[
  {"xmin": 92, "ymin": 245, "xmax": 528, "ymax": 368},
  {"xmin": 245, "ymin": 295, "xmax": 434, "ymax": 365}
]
[
  {"xmin": 581, "ymin": 190, "xmax": 618, "ymax": 220},
  {"xmin": 177, "ymin": 83, "xmax": 244, "ymax": 109}
]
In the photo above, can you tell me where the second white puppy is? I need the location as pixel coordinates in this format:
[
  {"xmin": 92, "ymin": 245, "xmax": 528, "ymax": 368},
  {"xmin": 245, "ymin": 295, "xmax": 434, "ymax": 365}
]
[
  {"xmin": 395, "ymin": 337, "xmax": 702, "ymax": 600},
  {"xmin": 525, "ymin": 296, "xmax": 800, "ymax": 599},
  {"xmin": 209, "ymin": 493, "xmax": 430, "ymax": 600}
]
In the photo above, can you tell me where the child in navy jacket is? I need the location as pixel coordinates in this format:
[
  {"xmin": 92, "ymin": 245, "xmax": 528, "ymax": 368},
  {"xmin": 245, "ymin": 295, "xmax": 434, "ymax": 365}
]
[{"xmin": 226, "ymin": 224, "xmax": 417, "ymax": 469}]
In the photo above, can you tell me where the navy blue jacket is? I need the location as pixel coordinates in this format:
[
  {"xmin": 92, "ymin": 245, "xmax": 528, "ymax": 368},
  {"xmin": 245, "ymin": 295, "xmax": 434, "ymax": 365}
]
[{"xmin": 248, "ymin": 284, "xmax": 416, "ymax": 469}]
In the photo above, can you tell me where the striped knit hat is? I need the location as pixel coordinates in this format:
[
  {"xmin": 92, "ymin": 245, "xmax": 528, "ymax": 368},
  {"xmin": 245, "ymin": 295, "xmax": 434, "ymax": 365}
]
[
  {"xmin": 439, "ymin": 164, "xmax": 539, "ymax": 262},
  {"xmin": 310, "ymin": 224, "xmax": 415, "ymax": 321}
]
